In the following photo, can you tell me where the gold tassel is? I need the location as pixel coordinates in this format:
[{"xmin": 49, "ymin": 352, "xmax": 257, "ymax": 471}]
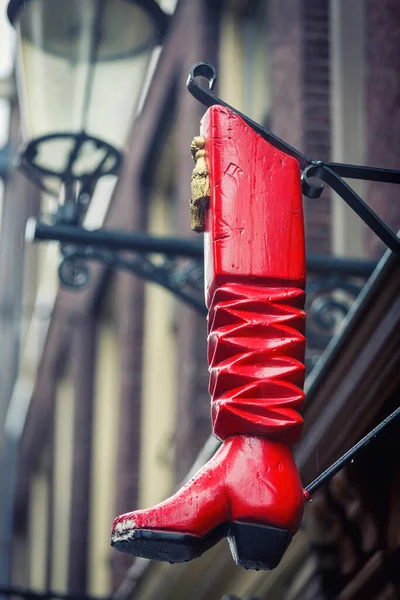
[{"xmin": 190, "ymin": 136, "xmax": 210, "ymax": 233}]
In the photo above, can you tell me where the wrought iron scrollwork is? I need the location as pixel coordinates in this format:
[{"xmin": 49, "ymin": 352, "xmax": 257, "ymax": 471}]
[
  {"xmin": 304, "ymin": 271, "xmax": 368, "ymax": 372},
  {"xmin": 59, "ymin": 246, "xmax": 91, "ymax": 289},
  {"xmin": 58, "ymin": 244, "xmax": 206, "ymax": 314}
]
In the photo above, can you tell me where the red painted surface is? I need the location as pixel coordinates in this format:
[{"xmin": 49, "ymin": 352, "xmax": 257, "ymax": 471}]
[
  {"xmin": 203, "ymin": 107, "xmax": 306, "ymax": 304},
  {"xmin": 203, "ymin": 106, "xmax": 306, "ymax": 445},
  {"xmin": 111, "ymin": 106, "xmax": 306, "ymax": 565},
  {"xmin": 208, "ymin": 282, "xmax": 305, "ymax": 444},
  {"xmin": 112, "ymin": 436, "xmax": 304, "ymax": 536}
]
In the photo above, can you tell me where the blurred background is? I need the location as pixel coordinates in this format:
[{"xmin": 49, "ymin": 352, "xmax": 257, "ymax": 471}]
[{"xmin": 0, "ymin": 1, "xmax": 399, "ymax": 599}]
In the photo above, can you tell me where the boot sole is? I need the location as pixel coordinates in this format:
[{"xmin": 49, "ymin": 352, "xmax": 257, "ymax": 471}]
[
  {"xmin": 111, "ymin": 522, "xmax": 227, "ymax": 563},
  {"xmin": 111, "ymin": 521, "xmax": 292, "ymax": 570}
]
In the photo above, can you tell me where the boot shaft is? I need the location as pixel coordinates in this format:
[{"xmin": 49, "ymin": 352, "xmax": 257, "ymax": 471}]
[
  {"xmin": 201, "ymin": 106, "xmax": 306, "ymax": 303},
  {"xmin": 201, "ymin": 106, "xmax": 306, "ymax": 443}
]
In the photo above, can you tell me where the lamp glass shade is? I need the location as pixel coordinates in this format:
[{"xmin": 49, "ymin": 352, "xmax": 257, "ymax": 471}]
[{"xmin": 14, "ymin": 0, "xmax": 160, "ymax": 179}]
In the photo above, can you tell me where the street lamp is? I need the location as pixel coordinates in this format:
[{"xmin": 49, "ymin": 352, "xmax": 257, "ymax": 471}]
[
  {"xmin": 7, "ymin": 0, "xmax": 207, "ymax": 304},
  {"xmin": 8, "ymin": 0, "xmax": 169, "ymax": 218}
]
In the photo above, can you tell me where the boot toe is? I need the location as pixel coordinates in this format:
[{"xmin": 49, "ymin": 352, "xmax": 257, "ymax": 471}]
[{"xmin": 111, "ymin": 513, "xmax": 139, "ymax": 542}]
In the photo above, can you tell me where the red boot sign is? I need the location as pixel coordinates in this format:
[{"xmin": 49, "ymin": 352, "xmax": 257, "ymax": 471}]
[{"xmin": 111, "ymin": 105, "xmax": 307, "ymax": 570}]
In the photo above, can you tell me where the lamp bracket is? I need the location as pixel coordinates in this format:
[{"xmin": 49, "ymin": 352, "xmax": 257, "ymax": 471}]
[
  {"xmin": 29, "ymin": 220, "xmax": 376, "ymax": 374},
  {"xmin": 59, "ymin": 244, "xmax": 206, "ymax": 313},
  {"xmin": 187, "ymin": 62, "xmax": 400, "ymax": 259},
  {"xmin": 29, "ymin": 220, "xmax": 206, "ymax": 312}
]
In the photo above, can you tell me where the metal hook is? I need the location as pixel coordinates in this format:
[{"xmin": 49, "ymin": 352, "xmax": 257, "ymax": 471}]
[{"xmin": 186, "ymin": 62, "xmax": 218, "ymax": 102}]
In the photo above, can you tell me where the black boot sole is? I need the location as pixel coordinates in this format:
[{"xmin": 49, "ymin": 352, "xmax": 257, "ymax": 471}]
[
  {"xmin": 111, "ymin": 522, "xmax": 227, "ymax": 563},
  {"xmin": 111, "ymin": 521, "xmax": 292, "ymax": 570}
]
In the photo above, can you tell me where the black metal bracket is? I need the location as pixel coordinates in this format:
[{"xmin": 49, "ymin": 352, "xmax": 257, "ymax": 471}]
[
  {"xmin": 187, "ymin": 62, "xmax": 400, "ymax": 259},
  {"xmin": 29, "ymin": 221, "xmax": 376, "ymax": 335},
  {"xmin": 29, "ymin": 220, "xmax": 377, "ymax": 375},
  {"xmin": 29, "ymin": 220, "xmax": 206, "ymax": 313},
  {"xmin": 59, "ymin": 245, "xmax": 206, "ymax": 314}
]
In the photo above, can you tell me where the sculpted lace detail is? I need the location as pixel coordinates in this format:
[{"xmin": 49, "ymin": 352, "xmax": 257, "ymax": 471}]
[{"xmin": 208, "ymin": 283, "xmax": 306, "ymax": 444}]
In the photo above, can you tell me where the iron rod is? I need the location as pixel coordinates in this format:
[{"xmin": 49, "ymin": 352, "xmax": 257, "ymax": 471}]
[
  {"xmin": 29, "ymin": 220, "xmax": 204, "ymax": 258},
  {"xmin": 327, "ymin": 161, "xmax": 400, "ymax": 184},
  {"xmin": 305, "ymin": 405, "xmax": 400, "ymax": 496},
  {"xmin": 29, "ymin": 221, "xmax": 377, "ymax": 276},
  {"xmin": 305, "ymin": 254, "xmax": 376, "ymax": 276}
]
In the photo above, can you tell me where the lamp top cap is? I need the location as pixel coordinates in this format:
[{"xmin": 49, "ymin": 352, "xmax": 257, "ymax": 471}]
[{"xmin": 7, "ymin": 0, "xmax": 170, "ymax": 38}]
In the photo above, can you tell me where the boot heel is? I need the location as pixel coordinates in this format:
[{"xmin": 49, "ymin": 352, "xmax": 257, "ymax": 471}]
[{"xmin": 228, "ymin": 522, "xmax": 292, "ymax": 570}]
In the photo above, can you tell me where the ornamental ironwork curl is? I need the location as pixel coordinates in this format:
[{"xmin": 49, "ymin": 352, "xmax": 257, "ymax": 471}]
[
  {"xmin": 305, "ymin": 274, "xmax": 364, "ymax": 345},
  {"xmin": 58, "ymin": 245, "xmax": 206, "ymax": 314},
  {"xmin": 304, "ymin": 272, "xmax": 367, "ymax": 372},
  {"xmin": 59, "ymin": 246, "xmax": 91, "ymax": 288}
]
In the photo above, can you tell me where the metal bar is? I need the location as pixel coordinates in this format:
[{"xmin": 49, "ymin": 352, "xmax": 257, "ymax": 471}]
[
  {"xmin": 327, "ymin": 161, "xmax": 400, "ymax": 184},
  {"xmin": 30, "ymin": 220, "xmax": 377, "ymax": 276},
  {"xmin": 305, "ymin": 405, "xmax": 400, "ymax": 496},
  {"xmin": 305, "ymin": 254, "xmax": 376, "ymax": 276},
  {"xmin": 28, "ymin": 220, "xmax": 204, "ymax": 258}
]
